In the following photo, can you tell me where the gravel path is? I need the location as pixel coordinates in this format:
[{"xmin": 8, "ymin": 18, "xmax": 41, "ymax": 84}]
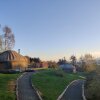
[
  {"xmin": 17, "ymin": 72, "xmax": 40, "ymax": 100},
  {"xmin": 60, "ymin": 80, "xmax": 84, "ymax": 100}
]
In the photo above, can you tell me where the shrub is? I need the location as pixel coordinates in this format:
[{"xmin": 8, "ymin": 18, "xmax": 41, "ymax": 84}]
[{"xmin": 85, "ymin": 66, "xmax": 100, "ymax": 100}]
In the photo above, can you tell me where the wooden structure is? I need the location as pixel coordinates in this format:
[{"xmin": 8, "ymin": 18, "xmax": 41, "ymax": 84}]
[{"xmin": 0, "ymin": 50, "xmax": 29, "ymax": 71}]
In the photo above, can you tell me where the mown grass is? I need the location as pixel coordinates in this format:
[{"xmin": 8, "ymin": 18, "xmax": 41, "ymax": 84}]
[
  {"xmin": 32, "ymin": 68, "xmax": 81, "ymax": 100},
  {"xmin": 32, "ymin": 67, "xmax": 48, "ymax": 71},
  {"xmin": 0, "ymin": 73, "xmax": 20, "ymax": 100}
]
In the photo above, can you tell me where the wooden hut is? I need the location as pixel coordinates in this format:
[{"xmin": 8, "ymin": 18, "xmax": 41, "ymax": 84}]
[{"xmin": 0, "ymin": 50, "xmax": 29, "ymax": 71}]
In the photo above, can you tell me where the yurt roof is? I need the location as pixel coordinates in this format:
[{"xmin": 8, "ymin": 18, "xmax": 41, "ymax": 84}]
[
  {"xmin": 0, "ymin": 50, "xmax": 28, "ymax": 62},
  {"xmin": 60, "ymin": 63, "xmax": 74, "ymax": 69}
]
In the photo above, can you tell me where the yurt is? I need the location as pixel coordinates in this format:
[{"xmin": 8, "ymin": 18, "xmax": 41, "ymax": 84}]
[
  {"xmin": 0, "ymin": 50, "xmax": 29, "ymax": 71},
  {"xmin": 59, "ymin": 63, "xmax": 75, "ymax": 73}
]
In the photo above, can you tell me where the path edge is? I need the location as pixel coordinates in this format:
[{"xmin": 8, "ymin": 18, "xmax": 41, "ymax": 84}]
[
  {"xmin": 31, "ymin": 77, "xmax": 43, "ymax": 100},
  {"xmin": 57, "ymin": 79, "xmax": 81, "ymax": 100},
  {"xmin": 16, "ymin": 72, "xmax": 26, "ymax": 100},
  {"xmin": 82, "ymin": 82, "xmax": 87, "ymax": 100}
]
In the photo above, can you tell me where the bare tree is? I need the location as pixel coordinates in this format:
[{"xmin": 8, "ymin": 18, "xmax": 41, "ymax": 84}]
[
  {"xmin": 3, "ymin": 26, "xmax": 15, "ymax": 50},
  {"xmin": 0, "ymin": 35, "xmax": 2, "ymax": 51},
  {"xmin": 0, "ymin": 25, "xmax": 3, "ymax": 52},
  {"xmin": 0, "ymin": 25, "xmax": 15, "ymax": 52}
]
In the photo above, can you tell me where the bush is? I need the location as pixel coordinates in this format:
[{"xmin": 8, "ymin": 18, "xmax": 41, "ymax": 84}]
[
  {"xmin": 55, "ymin": 70, "xmax": 65, "ymax": 77},
  {"xmin": 85, "ymin": 66, "xmax": 100, "ymax": 100}
]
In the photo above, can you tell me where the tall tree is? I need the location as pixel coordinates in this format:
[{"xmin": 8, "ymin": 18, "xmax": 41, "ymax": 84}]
[
  {"xmin": 0, "ymin": 35, "xmax": 3, "ymax": 51},
  {"xmin": 79, "ymin": 56, "xmax": 86, "ymax": 71},
  {"xmin": 70, "ymin": 55, "xmax": 77, "ymax": 66},
  {"xmin": 0, "ymin": 25, "xmax": 15, "ymax": 52},
  {"xmin": 3, "ymin": 26, "xmax": 15, "ymax": 50}
]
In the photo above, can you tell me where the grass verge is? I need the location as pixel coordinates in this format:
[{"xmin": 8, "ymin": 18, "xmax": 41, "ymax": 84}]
[
  {"xmin": 0, "ymin": 73, "xmax": 20, "ymax": 100},
  {"xmin": 32, "ymin": 68, "xmax": 81, "ymax": 100}
]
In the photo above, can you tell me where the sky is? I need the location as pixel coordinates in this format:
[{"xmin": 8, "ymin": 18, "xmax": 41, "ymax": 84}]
[{"xmin": 0, "ymin": 0, "xmax": 100, "ymax": 61}]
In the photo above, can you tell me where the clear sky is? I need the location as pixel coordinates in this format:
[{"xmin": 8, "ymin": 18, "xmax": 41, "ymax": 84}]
[{"xmin": 0, "ymin": 0, "xmax": 100, "ymax": 61}]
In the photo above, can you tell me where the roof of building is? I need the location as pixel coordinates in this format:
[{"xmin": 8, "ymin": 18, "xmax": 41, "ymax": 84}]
[
  {"xmin": 0, "ymin": 50, "xmax": 28, "ymax": 62},
  {"xmin": 60, "ymin": 63, "xmax": 74, "ymax": 69}
]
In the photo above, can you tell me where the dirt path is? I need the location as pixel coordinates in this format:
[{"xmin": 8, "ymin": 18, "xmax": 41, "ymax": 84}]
[
  {"xmin": 17, "ymin": 72, "xmax": 40, "ymax": 100},
  {"xmin": 60, "ymin": 80, "xmax": 84, "ymax": 100}
]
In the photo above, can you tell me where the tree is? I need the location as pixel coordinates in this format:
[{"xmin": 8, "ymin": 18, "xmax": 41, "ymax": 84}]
[
  {"xmin": 85, "ymin": 65, "xmax": 100, "ymax": 100},
  {"xmin": 58, "ymin": 57, "xmax": 67, "ymax": 65},
  {"xmin": 29, "ymin": 57, "xmax": 41, "ymax": 68},
  {"xmin": 81, "ymin": 54, "xmax": 96, "ymax": 72},
  {"xmin": 79, "ymin": 56, "xmax": 86, "ymax": 71},
  {"xmin": 48, "ymin": 61, "xmax": 58, "ymax": 68},
  {"xmin": 3, "ymin": 26, "xmax": 15, "ymax": 50},
  {"xmin": 0, "ymin": 35, "xmax": 3, "ymax": 52},
  {"xmin": 0, "ymin": 26, "xmax": 3, "ymax": 52},
  {"xmin": 33, "ymin": 57, "xmax": 41, "ymax": 63},
  {"xmin": 80, "ymin": 54, "xmax": 98, "ymax": 99},
  {"xmin": 70, "ymin": 55, "xmax": 77, "ymax": 66},
  {"xmin": 0, "ymin": 25, "xmax": 15, "ymax": 52}
]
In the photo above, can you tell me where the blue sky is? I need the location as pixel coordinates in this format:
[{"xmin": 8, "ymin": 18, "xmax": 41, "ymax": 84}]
[{"xmin": 0, "ymin": 0, "xmax": 100, "ymax": 61}]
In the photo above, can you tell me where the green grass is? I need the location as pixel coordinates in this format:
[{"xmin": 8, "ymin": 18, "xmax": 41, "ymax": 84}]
[
  {"xmin": 32, "ymin": 68, "xmax": 81, "ymax": 100},
  {"xmin": 0, "ymin": 73, "xmax": 20, "ymax": 100},
  {"xmin": 32, "ymin": 67, "xmax": 48, "ymax": 71}
]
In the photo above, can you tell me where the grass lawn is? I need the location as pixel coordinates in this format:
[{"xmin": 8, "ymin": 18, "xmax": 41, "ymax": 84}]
[
  {"xmin": 0, "ymin": 73, "xmax": 20, "ymax": 100},
  {"xmin": 32, "ymin": 67, "xmax": 48, "ymax": 71},
  {"xmin": 32, "ymin": 68, "xmax": 81, "ymax": 100}
]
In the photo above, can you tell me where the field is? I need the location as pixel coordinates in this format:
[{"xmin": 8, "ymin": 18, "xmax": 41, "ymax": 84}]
[
  {"xmin": 32, "ymin": 68, "xmax": 81, "ymax": 100},
  {"xmin": 0, "ymin": 73, "xmax": 20, "ymax": 100}
]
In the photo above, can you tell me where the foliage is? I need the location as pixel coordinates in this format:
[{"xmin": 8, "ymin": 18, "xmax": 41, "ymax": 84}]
[
  {"xmin": 79, "ymin": 54, "xmax": 96, "ymax": 72},
  {"xmin": 85, "ymin": 65, "xmax": 100, "ymax": 100},
  {"xmin": 70, "ymin": 55, "xmax": 77, "ymax": 66},
  {"xmin": 58, "ymin": 57, "xmax": 67, "ymax": 65},
  {"xmin": 48, "ymin": 61, "xmax": 58, "ymax": 68},
  {"xmin": 29, "ymin": 57, "xmax": 41, "ymax": 68},
  {"xmin": 30, "ymin": 57, "xmax": 40, "ymax": 63},
  {"xmin": 32, "ymin": 68, "xmax": 81, "ymax": 100}
]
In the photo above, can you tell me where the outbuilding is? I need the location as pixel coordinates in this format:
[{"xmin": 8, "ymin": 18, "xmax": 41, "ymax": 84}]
[
  {"xmin": 0, "ymin": 50, "xmax": 29, "ymax": 71},
  {"xmin": 59, "ymin": 63, "xmax": 76, "ymax": 73}
]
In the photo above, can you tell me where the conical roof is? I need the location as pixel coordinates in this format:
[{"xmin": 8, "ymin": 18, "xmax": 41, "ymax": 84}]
[{"xmin": 0, "ymin": 50, "xmax": 28, "ymax": 62}]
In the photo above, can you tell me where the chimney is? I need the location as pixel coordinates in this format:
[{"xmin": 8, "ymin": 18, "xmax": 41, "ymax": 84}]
[{"xmin": 18, "ymin": 49, "xmax": 20, "ymax": 54}]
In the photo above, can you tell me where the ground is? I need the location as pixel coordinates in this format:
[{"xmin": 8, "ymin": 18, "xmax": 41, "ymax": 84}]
[
  {"xmin": 0, "ymin": 69, "xmax": 85, "ymax": 100},
  {"xmin": 32, "ymin": 68, "xmax": 82, "ymax": 100},
  {"xmin": 61, "ymin": 80, "xmax": 84, "ymax": 100},
  {"xmin": 0, "ymin": 73, "xmax": 20, "ymax": 100},
  {"xmin": 17, "ymin": 72, "xmax": 40, "ymax": 100}
]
